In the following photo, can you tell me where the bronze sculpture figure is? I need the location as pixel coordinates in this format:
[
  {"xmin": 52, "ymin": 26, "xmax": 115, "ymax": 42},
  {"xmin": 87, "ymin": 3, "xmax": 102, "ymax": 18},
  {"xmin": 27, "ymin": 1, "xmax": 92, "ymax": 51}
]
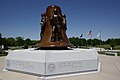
[{"xmin": 38, "ymin": 5, "xmax": 72, "ymax": 48}]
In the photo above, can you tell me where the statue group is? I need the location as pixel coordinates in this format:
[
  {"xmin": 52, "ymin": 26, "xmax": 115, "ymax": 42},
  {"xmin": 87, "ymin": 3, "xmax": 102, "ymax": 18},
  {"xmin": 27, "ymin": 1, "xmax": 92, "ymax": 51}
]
[
  {"xmin": 40, "ymin": 7, "xmax": 67, "ymax": 42},
  {"xmin": 50, "ymin": 9, "xmax": 67, "ymax": 42},
  {"xmin": 38, "ymin": 5, "xmax": 71, "ymax": 48}
]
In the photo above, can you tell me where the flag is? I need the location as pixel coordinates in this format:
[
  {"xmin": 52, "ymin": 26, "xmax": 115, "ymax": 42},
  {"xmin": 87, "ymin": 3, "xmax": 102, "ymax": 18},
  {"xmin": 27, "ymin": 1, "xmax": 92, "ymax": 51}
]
[
  {"xmin": 97, "ymin": 32, "xmax": 101, "ymax": 37},
  {"xmin": 87, "ymin": 30, "xmax": 92, "ymax": 35},
  {"xmin": 80, "ymin": 34, "xmax": 83, "ymax": 38}
]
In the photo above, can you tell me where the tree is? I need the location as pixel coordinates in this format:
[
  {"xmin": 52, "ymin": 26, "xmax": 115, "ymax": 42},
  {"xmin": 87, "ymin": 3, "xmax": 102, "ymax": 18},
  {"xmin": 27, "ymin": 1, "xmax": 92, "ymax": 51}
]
[
  {"xmin": 87, "ymin": 39, "xmax": 92, "ymax": 46},
  {"xmin": 92, "ymin": 38, "xmax": 101, "ymax": 46},
  {"xmin": 82, "ymin": 38, "xmax": 87, "ymax": 46},
  {"xmin": 25, "ymin": 38, "xmax": 32, "ymax": 45},
  {"xmin": 105, "ymin": 38, "xmax": 111, "ymax": 44},
  {"xmin": 1, "ymin": 38, "xmax": 8, "ymax": 50},
  {"xmin": 7, "ymin": 37, "xmax": 15, "ymax": 46},
  {"xmin": 0, "ymin": 33, "xmax": 1, "ymax": 38},
  {"xmin": 115, "ymin": 38, "xmax": 120, "ymax": 45},
  {"xmin": 109, "ymin": 38, "xmax": 116, "ymax": 50},
  {"xmin": 69, "ymin": 37, "xmax": 76, "ymax": 46},
  {"xmin": 31, "ymin": 40, "xmax": 38, "ymax": 45},
  {"xmin": 69, "ymin": 37, "xmax": 88, "ymax": 47},
  {"xmin": 15, "ymin": 37, "xmax": 24, "ymax": 46}
]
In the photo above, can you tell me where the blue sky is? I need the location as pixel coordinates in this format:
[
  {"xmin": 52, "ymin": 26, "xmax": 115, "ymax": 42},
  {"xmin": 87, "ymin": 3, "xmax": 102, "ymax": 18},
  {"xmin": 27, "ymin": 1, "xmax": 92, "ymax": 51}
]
[{"xmin": 0, "ymin": 0, "xmax": 120, "ymax": 40}]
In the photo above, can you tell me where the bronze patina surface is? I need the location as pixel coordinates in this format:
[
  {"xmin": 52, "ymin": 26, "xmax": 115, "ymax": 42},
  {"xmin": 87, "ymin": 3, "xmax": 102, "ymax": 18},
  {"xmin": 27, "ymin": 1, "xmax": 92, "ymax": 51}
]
[{"xmin": 38, "ymin": 5, "xmax": 72, "ymax": 48}]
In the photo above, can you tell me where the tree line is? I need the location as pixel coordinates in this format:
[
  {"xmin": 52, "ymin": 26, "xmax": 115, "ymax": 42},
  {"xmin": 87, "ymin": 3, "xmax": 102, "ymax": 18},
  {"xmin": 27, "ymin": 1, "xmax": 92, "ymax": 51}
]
[
  {"xmin": 0, "ymin": 36, "xmax": 38, "ymax": 49},
  {"xmin": 69, "ymin": 37, "xmax": 120, "ymax": 49},
  {"xmin": 0, "ymin": 35, "xmax": 120, "ymax": 50}
]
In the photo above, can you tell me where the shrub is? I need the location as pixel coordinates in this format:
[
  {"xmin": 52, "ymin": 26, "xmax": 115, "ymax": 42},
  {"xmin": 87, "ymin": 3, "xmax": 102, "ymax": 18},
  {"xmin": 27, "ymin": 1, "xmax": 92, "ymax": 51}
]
[{"xmin": 0, "ymin": 51, "xmax": 8, "ymax": 57}]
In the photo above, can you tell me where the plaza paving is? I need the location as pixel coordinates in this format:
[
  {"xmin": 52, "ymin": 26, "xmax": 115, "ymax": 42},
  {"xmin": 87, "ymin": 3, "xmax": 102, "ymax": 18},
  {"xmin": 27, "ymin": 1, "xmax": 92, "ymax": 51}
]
[{"xmin": 0, "ymin": 54, "xmax": 120, "ymax": 80}]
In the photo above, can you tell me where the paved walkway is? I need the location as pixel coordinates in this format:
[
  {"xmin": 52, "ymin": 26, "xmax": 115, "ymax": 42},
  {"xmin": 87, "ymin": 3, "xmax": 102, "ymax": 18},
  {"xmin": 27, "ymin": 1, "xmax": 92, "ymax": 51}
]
[{"xmin": 0, "ymin": 55, "xmax": 120, "ymax": 80}]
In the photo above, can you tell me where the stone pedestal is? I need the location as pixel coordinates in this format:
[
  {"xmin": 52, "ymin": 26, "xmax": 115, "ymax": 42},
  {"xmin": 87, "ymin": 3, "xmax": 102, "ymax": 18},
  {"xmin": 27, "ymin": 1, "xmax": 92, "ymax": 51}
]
[{"xmin": 5, "ymin": 48, "xmax": 99, "ymax": 77}]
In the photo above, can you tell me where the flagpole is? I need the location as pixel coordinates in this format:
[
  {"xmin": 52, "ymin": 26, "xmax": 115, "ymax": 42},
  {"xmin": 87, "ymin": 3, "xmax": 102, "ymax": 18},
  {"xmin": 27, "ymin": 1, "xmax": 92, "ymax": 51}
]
[
  {"xmin": 87, "ymin": 30, "xmax": 92, "ymax": 49},
  {"xmin": 100, "ymin": 31, "xmax": 101, "ymax": 52},
  {"xmin": 97, "ymin": 31, "xmax": 102, "ymax": 52},
  {"xmin": 80, "ymin": 34, "xmax": 83, "ymax": 47},
  {"xmin": 82, "ymin": 38, "xmax": 83, "ymax": 47},
  {"xmin": 91, "ymin": 31, "xmax": 92, "ymax": 49}
]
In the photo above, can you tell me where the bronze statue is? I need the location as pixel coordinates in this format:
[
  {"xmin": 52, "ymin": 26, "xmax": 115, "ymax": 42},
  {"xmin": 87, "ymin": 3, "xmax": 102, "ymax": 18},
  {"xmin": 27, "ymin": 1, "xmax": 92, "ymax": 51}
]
[
  {"xmin": 40, "ymin": 12, "xmax": 46, "ymax": 39},
  {"xmin": 38, "ymin": 5, "xmax": 72, "ymax": 49},
  {"xmin": 50, "ymin": 9, "xmax": 63, "ymax": 42}
]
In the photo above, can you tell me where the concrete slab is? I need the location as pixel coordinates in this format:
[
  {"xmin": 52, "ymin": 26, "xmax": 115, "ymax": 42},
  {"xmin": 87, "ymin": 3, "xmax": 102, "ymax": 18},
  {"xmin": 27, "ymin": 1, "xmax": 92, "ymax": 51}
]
[{"xmin": 0, "ymin": 55, "xmax": 120, "ymax": 80}]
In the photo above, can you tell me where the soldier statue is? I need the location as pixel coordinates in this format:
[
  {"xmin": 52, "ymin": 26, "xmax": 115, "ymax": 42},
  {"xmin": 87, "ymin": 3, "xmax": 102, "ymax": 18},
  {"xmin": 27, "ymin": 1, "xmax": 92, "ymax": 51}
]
[{"xmin": 50, "ymin": 9, "xmax": 64, "ymax": 42}]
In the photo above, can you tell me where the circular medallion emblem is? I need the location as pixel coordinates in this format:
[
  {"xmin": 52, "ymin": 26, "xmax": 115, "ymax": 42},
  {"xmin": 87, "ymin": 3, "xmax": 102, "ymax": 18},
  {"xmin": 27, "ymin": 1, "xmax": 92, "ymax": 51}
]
[{"xmin": 48, "ymin": 64, "xmax": 56, "ymax": 72}]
